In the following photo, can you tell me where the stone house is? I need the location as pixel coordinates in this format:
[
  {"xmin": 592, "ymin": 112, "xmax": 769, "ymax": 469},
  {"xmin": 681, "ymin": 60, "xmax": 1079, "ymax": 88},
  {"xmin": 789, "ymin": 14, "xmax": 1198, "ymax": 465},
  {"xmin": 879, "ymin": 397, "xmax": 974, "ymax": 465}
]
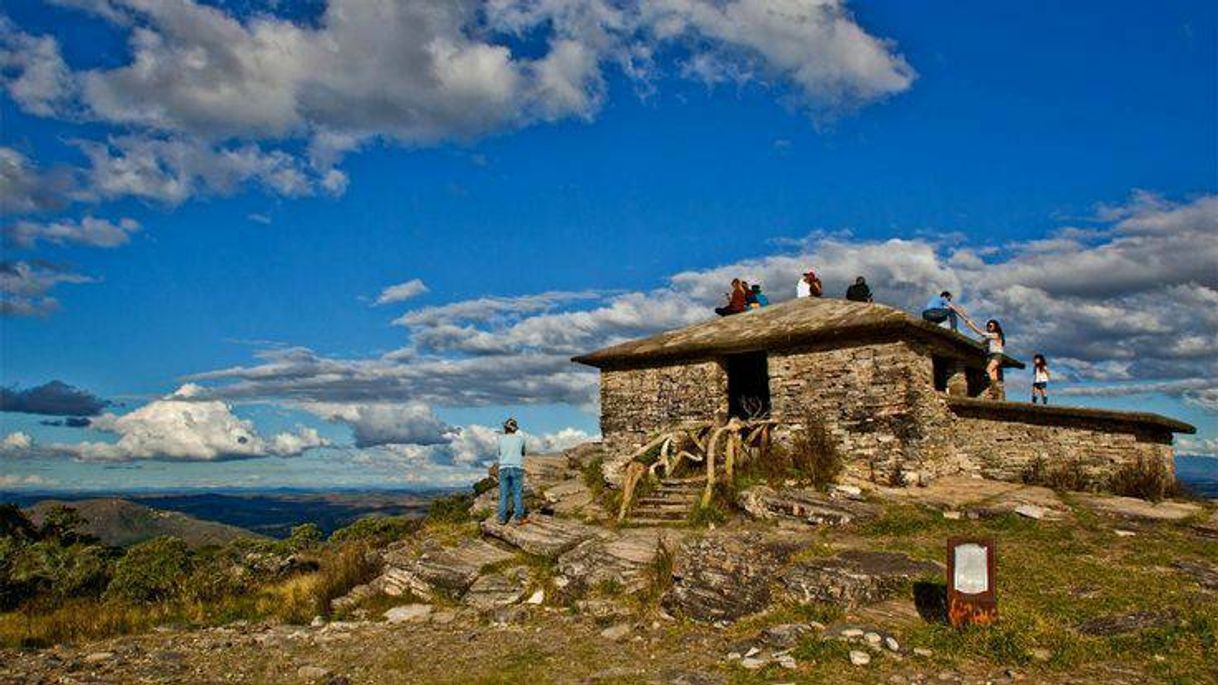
[{"xmin": 573, "ymin": 297, "xmax": 1194, "ymax": 487}]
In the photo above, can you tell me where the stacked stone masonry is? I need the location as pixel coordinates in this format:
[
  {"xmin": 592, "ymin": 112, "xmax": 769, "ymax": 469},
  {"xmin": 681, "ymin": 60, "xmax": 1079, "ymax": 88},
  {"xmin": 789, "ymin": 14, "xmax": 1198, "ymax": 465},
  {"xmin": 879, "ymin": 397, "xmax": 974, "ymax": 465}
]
[
  {"xmin": 948, "ymin": 412, "xmax": 1174, "ymax": 485},
  {"xmin": 596, "ymin": 339, "xmax": 1181, "ymax": 490}
]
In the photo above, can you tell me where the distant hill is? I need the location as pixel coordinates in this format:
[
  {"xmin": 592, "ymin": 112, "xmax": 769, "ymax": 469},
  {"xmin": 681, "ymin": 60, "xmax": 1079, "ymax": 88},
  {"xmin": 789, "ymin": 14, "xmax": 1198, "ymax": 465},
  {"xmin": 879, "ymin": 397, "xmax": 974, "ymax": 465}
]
[{"xmin": 25, "ymin": 498, "xmax": 265, "ymax": 548}]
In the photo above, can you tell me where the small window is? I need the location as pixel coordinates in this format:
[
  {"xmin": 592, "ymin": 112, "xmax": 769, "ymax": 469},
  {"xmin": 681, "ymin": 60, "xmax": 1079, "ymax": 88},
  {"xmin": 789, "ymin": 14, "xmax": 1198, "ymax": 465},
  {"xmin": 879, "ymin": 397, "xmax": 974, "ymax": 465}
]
[{"xmin": 726, "ymin": 352, "xmax": 771, "ymax": 419}]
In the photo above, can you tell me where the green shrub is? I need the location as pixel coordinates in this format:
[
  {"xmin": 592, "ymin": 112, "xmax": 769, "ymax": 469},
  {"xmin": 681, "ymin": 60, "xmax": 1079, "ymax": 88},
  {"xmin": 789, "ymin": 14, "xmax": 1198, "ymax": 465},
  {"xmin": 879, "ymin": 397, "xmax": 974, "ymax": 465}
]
[
  {"xmin": 0, "ymin": 504, "xmax": 39, "ymax": 541},
  {"xmin": 283, "ymin": 523, "xmax": 324, "ymax": 552},
  {"xmin": 472, "ymin": 476, "xmax": 497, "ymax": 496},
  {"xmin": 6, "ymin": 540, "xmax": 112, "ymax": 605},
  {"xmin": 36, "ymin": 505, "xmax": 96, "ymax": 545},
  {"xmin": 791, "ymin": 414, "xmax": 844, "ymax": 487},
  {"xmin": 1021, "ymin": 457, "xmax": 1093, "ymax": 492},
  {"xmin": 427, "ymin": 493, "xmax": 473, "ymax": 524},
  {"xmin": 328, "ymin": 515, "xmax": 421, "ymax": 546},
  {"xmin": 106, "ymin": 536, "xmax": 192, "ymax": 602},
  {"xmin": 314, "ymin": 543, "xmax": 381, "ymax": 618},
  {"xmin": 1108, "ymin": 455, "xmax": 1185, "ymax": 502}
]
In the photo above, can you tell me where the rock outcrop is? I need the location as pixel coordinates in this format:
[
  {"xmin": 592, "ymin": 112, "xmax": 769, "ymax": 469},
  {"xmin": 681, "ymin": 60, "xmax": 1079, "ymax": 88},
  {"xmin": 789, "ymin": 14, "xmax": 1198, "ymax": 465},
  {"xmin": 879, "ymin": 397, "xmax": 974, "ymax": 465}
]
[
  {"xmin": 778, "ymin": 550, "xmax": 942, "ymax": 608},
  {"xmin": 662, "ymin": 531, "xmax": 803, "ymax": 622},
  {"xmin": 556, "ymin": 528, "xmax": 682, "ymax": 597},
  {"xmin": 735, "ymin": 485, "xmax": 880, "ymax": 526},
  {"xmin": 480, "ymin": 515, "xmax": 608, "ymax": 559},
  {"xmin": 376, "ymin": 538, "xmax": 514, "ymax": 600}
]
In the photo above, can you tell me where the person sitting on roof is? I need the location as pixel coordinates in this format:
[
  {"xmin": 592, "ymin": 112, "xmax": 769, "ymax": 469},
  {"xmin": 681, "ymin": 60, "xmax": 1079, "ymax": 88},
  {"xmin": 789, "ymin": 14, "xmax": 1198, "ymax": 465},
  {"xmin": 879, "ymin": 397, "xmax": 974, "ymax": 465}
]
[
  {"xmin": 796, "ymin": 270, "xmax": 823, "ymax": 298},
  {"xmin": 742, "ymin": 280, "xmax": 758, "ymax": 309},
  {"xmin": 750, "ymin": 284, "xmax": 769, "ymax": 308},
  {"xmin": 845, "ymin": 276, "xmax": 873, "ymax": 302},
  {"xmin": 921, "ymin": 291, "xmax": 964, "ymax": 331},
  {"xmin": 715, "ymin": 279, "xmax": 748, "ymax": 316}
]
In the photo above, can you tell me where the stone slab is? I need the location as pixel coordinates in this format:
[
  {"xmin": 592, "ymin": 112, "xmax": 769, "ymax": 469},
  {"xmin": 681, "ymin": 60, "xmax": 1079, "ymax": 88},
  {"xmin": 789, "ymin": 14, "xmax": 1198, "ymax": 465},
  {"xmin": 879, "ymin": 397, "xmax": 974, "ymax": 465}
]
[
  {"xmin": 462, "ymin": 567, "xmax": 530, "ymax": 610},
  {"xmin": 661, "ymin": 531, "xmax": 804, "ymax": 622},
  {"xmin": 556, "ymin": 528, "xmax": 683, "ymax": 596},
  {"xmin": 481, "ymin": 515, "xmax": 608, "ymax": 558},
  {"xmin": 377, "ymin": 538, "xmax": 514, "ymax": 599},
  {"xmin": 736, "ymin": 484, "xmax": 880, "ymax": 526},
  {"xmin": 779, "ymin": 550, "xmax": 943, "ymax": 608},
  {"xmin": 1075, "ymin": 494, "xmax": 1202, "ymax": 522}
]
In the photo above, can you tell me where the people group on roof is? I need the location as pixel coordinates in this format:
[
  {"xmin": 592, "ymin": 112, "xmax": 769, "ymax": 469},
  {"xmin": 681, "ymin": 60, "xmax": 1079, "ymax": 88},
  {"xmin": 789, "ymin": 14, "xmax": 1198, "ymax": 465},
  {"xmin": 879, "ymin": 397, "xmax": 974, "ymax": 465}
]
[{"xmin": 712, "ymin": 269, "xmax": 1049, "ymax": 404}]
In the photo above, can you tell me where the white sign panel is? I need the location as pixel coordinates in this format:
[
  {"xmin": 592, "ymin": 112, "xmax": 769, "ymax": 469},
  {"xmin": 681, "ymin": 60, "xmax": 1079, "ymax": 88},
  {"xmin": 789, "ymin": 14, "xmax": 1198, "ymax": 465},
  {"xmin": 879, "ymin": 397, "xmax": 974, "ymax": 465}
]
[{"xmin": 953, "ymin": 543, "xmax": 989, "ymax": 594}]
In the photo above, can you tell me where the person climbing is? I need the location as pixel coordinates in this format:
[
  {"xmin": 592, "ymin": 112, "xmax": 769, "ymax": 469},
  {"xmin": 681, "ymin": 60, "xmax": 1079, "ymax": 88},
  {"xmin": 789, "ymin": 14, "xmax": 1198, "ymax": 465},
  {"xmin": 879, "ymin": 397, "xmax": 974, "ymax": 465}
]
[
  {"xmin": 964, "ymin": 318, "xmax": 1006, "ymax": 387},
  {"xmin": 921, "ymin": 291, "xmax": 964, "ymax": 331},
  {"xmin": 496, "ymin": 418, "xmax": 528, "ymax": 526},
  {"xmin": 716, "ymin": 279, "xmax": 748, "ymax": 316},
  {"xmin": 750, "ymin": 284, "xmax": 769, "ymax": 307},
  {"xmin": 1031, "ymin": 354, "xmax": 1051, "ymax": 404},
  {"xmin": 796, "ymin": 270, "xmax": 823, "ymax": 298},
  {"xmin": 845, "ymin": 276, "xmax": 873, "ymax": 302}
]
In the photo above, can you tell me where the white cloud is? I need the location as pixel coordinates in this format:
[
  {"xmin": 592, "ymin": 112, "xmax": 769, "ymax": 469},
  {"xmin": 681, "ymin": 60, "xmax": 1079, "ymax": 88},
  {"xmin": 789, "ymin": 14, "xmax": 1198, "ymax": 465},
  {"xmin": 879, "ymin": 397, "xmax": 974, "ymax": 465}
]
[
  {"xmin": 0, "ymin": 260, "xmax": 96, "ymax": 317},
  {"xmin": 4, "ymin": 216, "xmax": 140, "ymax": 248},
  {"xmin": 187, "ymin": 193, "xmax": 1218, "ymax": 427},
  {"xmin": 375, "ymin": 279, "xmax": 429, "ymax": 306},
  {"xmin": 59, "ymin": 389, "xmax": 329, "ymax": 461},
  {"xmin": 0, "ymin": 474, "xmax": 53, "ymax": 487},
  {"xmin": 0, "ymin": 20, "xmax": 76, "ymax": 117},
  {"xmin": 1176, "ymin": 435, "xmax": 1218, "ymax": 457},
  {"xmin": 0, "ymin": 147, "xmax": 77, "ymax": 215},
  {"xmin": 300, "ymin": 401, "xmax": 452, "ymax": 448},
  {"xmin": 1, "ymin": 432, "xmax": 33, "ymax": 450},
  {"xmin": 1, "ymin": 0, "xmax": 913, "ymax": 211},
  {"xmin": 75, "ymin": 135, "xmax": 344, "ymax": 205}
]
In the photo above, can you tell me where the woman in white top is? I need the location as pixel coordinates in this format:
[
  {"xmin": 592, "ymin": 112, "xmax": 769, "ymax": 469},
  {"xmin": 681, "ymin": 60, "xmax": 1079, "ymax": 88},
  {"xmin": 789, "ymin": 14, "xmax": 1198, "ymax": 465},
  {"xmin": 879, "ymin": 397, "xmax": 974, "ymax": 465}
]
[
  {"xmin": 1031, "ymin": 354, "xmax": 1050, "ymax": 404},
  {"xmin": 964, "ymin": 317, "xmax": 1006, "ymax": 386}
]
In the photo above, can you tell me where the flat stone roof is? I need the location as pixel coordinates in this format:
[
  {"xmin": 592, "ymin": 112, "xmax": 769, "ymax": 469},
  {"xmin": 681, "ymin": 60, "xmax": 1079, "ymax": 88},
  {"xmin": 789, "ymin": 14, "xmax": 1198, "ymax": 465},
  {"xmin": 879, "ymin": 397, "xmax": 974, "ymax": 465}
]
[
  {"xmin": 573, "ymin": 296, "xmax": 1025, "ymax": 370},
  {"xmin": 946, "ymin": 396, "xmax": 1196, "ymax": 435}
]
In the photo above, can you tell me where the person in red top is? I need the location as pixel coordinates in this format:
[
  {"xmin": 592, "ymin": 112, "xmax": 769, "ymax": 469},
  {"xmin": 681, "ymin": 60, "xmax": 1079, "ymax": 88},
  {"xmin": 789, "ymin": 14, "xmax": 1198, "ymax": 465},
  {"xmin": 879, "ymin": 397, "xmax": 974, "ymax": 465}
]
[{"xmin": 715, "ymin": 279, "xmax": 748, "ymax": 316}]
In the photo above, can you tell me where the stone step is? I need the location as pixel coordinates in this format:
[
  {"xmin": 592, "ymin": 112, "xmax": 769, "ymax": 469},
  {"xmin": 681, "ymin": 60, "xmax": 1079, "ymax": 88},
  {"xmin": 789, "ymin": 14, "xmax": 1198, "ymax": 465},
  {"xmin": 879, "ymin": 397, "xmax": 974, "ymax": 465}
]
[
  {"xmin": 633, "ymin": 499, "xmax": 691, "ymax": 509},
  {"xmin": 660, "ymin": 477, "xmax": 707, "ymax": 486},
  {"xmin": 635, "ymin": 497, "xmax": 697, "ymax": 509},
  {"xmin": 627, "ymin": 517, "xmax": 690, "ymax": 527},
  {"xmin": 629, "ymin": 509, "xmax": 689, "ymax": 522}
]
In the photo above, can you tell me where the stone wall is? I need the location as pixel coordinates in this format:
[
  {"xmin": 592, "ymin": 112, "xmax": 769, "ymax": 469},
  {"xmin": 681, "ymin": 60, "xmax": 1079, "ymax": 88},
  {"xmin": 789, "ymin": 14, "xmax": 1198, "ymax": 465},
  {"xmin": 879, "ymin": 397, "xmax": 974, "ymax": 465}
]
[
  {"xmin": 947, "ymin": 405, "xmax": 1175, "ymax": 486},
  {"xmin": 767, "ymin": 340, "xmax": 964, "ymax": 484},
  {"xmin": 599, "ymin": 361, "xmax": 727, "ymax": 482}
]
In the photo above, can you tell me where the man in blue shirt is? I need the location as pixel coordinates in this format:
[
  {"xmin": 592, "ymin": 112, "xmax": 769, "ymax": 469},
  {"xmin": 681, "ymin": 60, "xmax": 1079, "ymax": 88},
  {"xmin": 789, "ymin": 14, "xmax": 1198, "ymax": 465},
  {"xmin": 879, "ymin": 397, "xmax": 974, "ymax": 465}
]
[
  {"xmin": 922, "ymin": 291, "xmax": 963, "ymax": 332},
  {"xmin": 497, "ymin": 418, "xmax": 528, "ymax": 525}
]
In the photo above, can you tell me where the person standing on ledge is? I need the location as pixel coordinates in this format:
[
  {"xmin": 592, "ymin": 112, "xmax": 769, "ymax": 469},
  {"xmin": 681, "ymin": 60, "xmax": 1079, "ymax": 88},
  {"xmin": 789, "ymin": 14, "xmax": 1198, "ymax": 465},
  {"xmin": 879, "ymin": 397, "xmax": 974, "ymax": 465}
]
[
  {"xmin": 845, "ymin": 276, "xmax": 873, "ymax": 302},
  {"xmin": 497, "ymin": 418, "xmax": 528, "ymax": 526}
]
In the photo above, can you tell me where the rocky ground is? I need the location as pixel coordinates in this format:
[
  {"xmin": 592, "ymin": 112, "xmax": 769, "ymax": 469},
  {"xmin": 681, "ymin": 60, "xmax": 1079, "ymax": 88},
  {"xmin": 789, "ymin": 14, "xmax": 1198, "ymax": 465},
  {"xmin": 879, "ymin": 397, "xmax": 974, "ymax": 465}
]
[{"xmin": 3, "ymin": 455, "xmax": 1216, "ymax": 685}]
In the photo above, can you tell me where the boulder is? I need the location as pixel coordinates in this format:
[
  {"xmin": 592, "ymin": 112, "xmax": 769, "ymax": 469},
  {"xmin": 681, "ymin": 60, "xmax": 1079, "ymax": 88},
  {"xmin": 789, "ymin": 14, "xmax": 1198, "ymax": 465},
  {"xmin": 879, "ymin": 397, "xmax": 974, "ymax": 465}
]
[
  {"xmin": 376, "ymin": 539, "xmax": 514, "ymax": 600},
  {"xmin": 1075, "ymin": 494, "xmax": 1202, "ymax": 522},
  {"xmin": 383, "ymin": 604, "xmax": 432, "ymax": 624},
  {"xmin": 556, "ymin": 528, "xmax": 682, "ymax": 597},
  {"xmin": 481, "ymin": 515, "xmax": 608, "ymax": 559},
  {"xmin": 736, "ymin": 485, "xmax": 880, "ymax": 526},
  {"xmin": 779, "ymin": 550, "xmax": 943, "ymax": 608},
  {"xmin": 543, "ymin": 477, "xmax": 599, "ymax": 517},
  {"xmin": 661, "ymin": 531, "xmax": 802, "ymax": 622},
  {"xmin": 462, "ymin": 567, "xmax": 530, "ymax": 610}
]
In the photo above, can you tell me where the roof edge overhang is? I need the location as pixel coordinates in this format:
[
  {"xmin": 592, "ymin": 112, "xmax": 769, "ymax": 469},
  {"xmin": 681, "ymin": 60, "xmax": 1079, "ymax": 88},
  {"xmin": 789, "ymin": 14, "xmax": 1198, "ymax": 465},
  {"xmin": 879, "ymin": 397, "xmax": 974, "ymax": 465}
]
[
  {"xmin": 572, "ymin": 318, "xmax": 1026, "ymax": 371},
  {"xmin": 946, "ymin": 396, "xmax": 1196, "ymax": 435}
]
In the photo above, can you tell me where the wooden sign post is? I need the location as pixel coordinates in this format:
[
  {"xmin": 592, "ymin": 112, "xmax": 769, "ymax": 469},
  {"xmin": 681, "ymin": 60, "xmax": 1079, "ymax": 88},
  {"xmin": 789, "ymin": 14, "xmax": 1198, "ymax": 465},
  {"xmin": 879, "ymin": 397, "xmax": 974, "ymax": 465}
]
[{"xmin": 947, "ymin": 537, "xmax": 997, "ymax": 628}]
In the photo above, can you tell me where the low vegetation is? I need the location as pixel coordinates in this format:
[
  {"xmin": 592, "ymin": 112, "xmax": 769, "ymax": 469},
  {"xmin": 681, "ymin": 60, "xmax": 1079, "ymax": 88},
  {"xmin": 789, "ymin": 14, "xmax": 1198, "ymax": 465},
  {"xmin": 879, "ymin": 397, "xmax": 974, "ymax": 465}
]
[{"xmin": 0, "ymin": 500, "xmax": 463, "ymax": 648}]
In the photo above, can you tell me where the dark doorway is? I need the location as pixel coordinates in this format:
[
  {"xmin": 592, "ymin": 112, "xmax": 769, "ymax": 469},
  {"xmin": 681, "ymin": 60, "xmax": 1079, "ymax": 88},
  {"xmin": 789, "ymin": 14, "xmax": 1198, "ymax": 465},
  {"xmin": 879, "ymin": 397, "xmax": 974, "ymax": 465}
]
[{"xmin": 726, "ymin": 352, "xmax": 771, "ymax": 419}]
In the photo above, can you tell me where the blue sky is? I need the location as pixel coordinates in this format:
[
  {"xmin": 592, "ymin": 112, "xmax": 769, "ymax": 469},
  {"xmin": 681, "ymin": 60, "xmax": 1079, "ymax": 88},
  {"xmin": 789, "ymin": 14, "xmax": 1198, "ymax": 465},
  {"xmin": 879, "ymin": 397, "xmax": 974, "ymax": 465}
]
[{"xmin": 1, "ymin": 0, "xmax": 1215, "ymax": 491}]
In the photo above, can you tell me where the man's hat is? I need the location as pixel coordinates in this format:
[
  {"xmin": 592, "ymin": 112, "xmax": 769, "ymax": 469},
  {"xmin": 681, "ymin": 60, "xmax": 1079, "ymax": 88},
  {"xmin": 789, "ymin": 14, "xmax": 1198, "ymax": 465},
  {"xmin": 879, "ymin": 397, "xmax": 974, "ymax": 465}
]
[{"xmin": 503, "ymin": 418, "xmax": 518, "ymax": 432}]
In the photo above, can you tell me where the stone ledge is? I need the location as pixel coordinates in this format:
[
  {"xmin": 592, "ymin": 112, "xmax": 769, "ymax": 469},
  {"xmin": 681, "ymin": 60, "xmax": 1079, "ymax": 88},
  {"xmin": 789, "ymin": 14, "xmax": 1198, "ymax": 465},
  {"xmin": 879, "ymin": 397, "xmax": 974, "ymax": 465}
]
[{"xmin": 946, "ymin": 396, "xmax": 1195, "ymax": 436}]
